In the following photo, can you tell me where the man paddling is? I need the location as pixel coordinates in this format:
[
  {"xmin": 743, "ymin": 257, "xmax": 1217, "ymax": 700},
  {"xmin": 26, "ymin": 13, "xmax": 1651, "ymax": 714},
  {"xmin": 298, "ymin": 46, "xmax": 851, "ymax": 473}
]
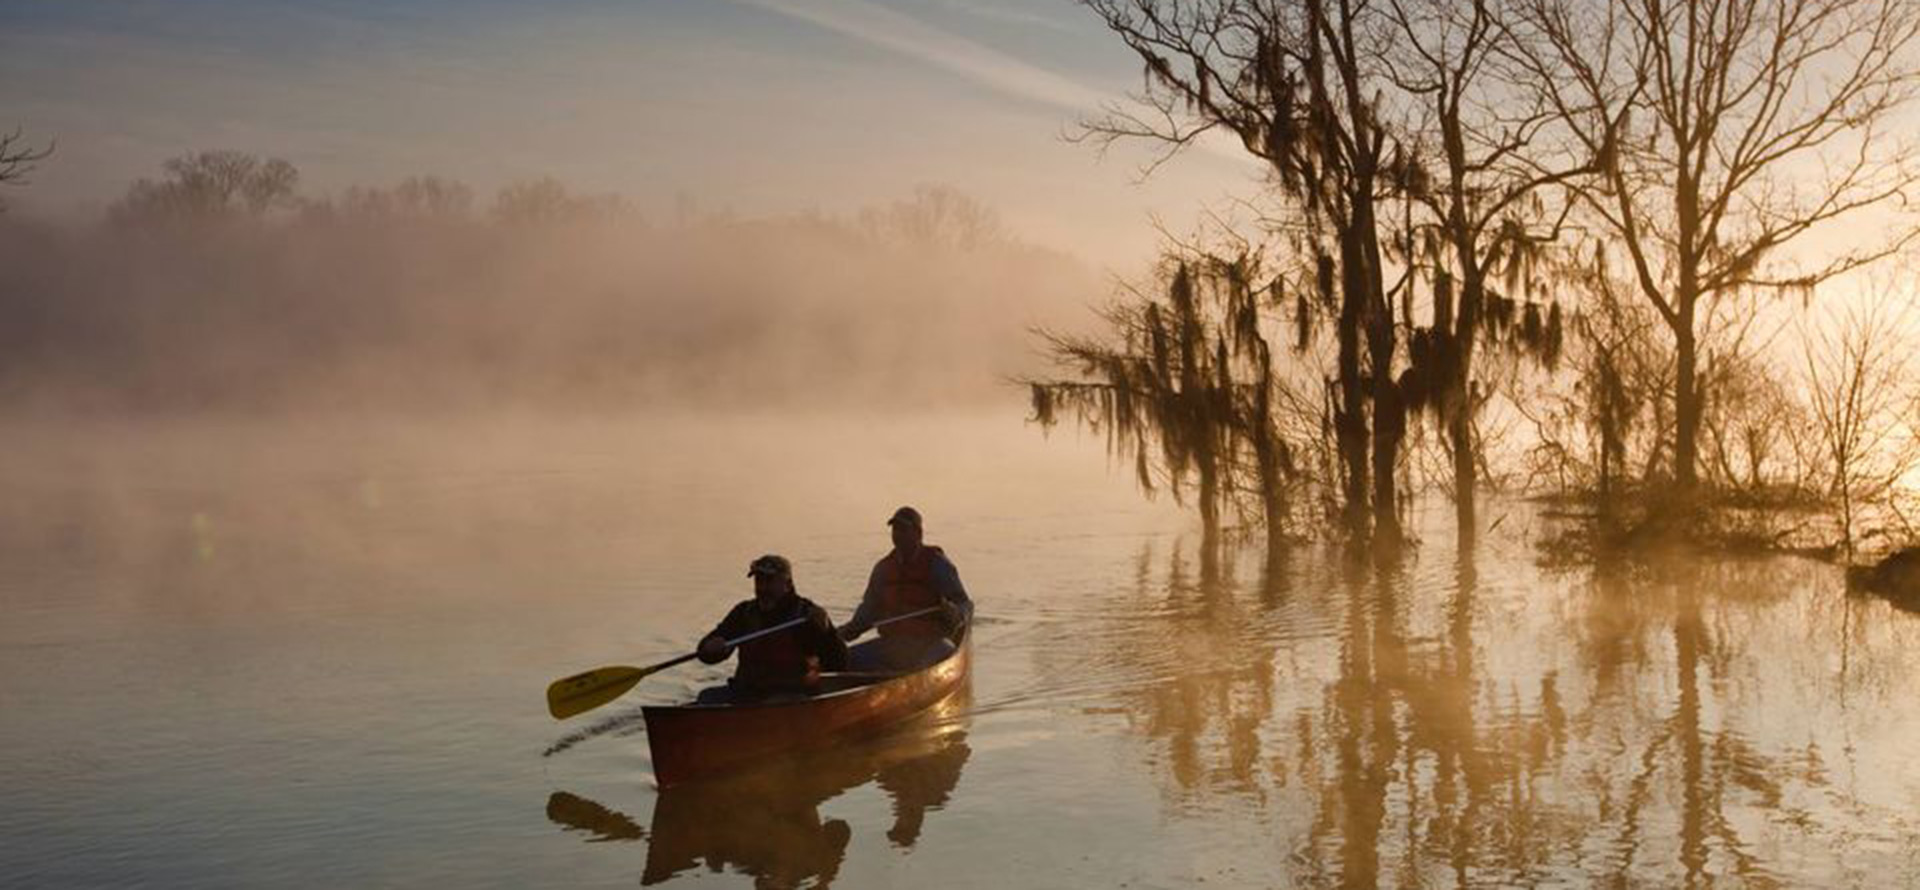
[
  {"xmin": 839, "ymin": 506, "xmax": 972, "ymax": 671},
  {"xmin": 694, "ymin": 554, "xmax": 847, "ymax": 702}
]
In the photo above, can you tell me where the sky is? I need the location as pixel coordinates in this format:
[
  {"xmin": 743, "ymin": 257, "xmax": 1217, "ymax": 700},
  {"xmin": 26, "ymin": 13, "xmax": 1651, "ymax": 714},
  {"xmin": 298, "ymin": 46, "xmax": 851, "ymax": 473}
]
[{"xmin": 0, "ymin": 0, "xmax": 1262, "ymax": 268}]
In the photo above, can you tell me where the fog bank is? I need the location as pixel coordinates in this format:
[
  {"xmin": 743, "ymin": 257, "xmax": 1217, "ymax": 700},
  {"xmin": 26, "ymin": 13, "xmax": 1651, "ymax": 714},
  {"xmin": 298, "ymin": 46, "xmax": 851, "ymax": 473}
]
[{"xmin": 0, "ymin": 180, "xmax": 1101, "ymax": 414}]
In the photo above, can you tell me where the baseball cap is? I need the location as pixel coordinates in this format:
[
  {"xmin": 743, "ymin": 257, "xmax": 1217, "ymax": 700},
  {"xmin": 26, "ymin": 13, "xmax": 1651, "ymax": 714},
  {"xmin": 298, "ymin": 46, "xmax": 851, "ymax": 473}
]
[
  {"xmin": 886, "ymin": 506, "xmax": 923, "ymax": 528},
  {"xmin": 746, "ymin": 554, "xmax": 793, "ymax": 577}
]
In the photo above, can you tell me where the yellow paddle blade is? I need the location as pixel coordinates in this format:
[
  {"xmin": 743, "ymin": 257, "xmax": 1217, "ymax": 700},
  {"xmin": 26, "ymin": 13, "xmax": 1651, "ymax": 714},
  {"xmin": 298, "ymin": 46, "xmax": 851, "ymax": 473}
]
[{"xmin": 547, "ymin": 665, "xmax": 649, "ymax": 720}]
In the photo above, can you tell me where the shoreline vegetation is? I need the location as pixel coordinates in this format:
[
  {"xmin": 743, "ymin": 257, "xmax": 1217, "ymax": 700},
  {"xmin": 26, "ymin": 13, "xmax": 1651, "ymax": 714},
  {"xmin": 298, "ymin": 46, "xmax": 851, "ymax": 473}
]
[{"xmin": 1023, "ymin": 0, "xmax": 1920, "ymax": 580}]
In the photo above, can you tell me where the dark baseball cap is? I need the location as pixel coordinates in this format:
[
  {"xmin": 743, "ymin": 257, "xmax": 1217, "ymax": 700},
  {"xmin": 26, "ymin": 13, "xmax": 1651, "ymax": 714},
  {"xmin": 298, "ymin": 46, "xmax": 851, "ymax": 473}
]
[
  {"xmin": 886, "ymin": 506, "xmax": 923, "ymax": 528},
  {"xmin": 746, "ymin": 554, "xmax": 792, "ymax": 577}
]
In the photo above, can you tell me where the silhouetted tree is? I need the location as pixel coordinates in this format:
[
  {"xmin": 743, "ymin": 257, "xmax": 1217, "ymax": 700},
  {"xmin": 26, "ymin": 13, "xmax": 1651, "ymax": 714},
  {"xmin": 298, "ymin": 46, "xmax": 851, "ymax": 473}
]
[
  {"xmin": 0, "ymin": 126, "xmax": 54, "ymax": 211},
  {"xmin": 1029, "ymin": 247, "xmax": 1308, "ymax": 550},
  {"xmin": 1382, "ymin": 0, "xmax": 1581, "ymax": 543},
  {"xmin": 1078, "ymin": 0, "xmax": 1410, "ymax": 548},
  {"xmin": 858, "ymin": 185, "xmax": 1006, "ymax": 250},
  {"xmin": 110, "ymin": 150, "xmax": 299, "ymax": 225},
  {"xmin": 491, "ymin": 177, "xmax": 627, "ymax": 225},
  {"xmin": 1514, "ymin": 0, "xmax": 1920, "ymax": 496},
  {"xmin": 331, "ymin": 175, "xmax": 474, "ymax": 220},
  {"xmin": 1800, "ymin": 294, "xmax": 1920, "ymax": 559}
]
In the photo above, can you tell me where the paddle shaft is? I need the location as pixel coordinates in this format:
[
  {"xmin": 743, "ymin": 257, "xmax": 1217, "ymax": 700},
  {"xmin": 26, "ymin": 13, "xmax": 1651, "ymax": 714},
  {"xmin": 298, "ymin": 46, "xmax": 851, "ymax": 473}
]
[
  {"xmin": 686, "ymin": 615, "xmax": 810, "ymax": 664},
  {"xmin": 546, "ymin": 604, "xmax": 952, "ymax": 720},
  {"xmin": 694, "ymin": 604, "xmax": 942, "ymax": 660},
  {"xmin": 852, "ymin": 604, "xmax": 945, "ymax": 636}
]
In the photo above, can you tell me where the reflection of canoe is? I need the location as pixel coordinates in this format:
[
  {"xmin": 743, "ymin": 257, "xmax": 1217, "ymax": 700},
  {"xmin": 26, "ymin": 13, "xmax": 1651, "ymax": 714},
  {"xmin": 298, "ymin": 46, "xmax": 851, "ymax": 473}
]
[
  {"xmin": 547, "ymin": 693, "xmax": 971, "ymax": 887},
  {"xmin": 641, "ymin": 625, "xmax": 970, "ymax": 787},
  {"xmin": 644, "ymin": 704, "xmax": 969, "ymax": 885}
]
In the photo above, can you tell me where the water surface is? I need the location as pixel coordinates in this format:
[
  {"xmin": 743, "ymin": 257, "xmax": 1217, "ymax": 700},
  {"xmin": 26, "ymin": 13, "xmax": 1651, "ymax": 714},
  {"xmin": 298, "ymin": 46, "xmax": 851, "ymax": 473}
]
[{"xmin": 4, "ymin": 409, "xmax": 1918, "ymax": 887}]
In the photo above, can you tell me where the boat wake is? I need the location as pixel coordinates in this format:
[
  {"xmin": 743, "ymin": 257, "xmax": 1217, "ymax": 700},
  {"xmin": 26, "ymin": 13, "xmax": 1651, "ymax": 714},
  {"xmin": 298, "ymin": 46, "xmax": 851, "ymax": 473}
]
[{"xmin": 543, "ymin": 705, "xmax": 649, "ymax": 757}]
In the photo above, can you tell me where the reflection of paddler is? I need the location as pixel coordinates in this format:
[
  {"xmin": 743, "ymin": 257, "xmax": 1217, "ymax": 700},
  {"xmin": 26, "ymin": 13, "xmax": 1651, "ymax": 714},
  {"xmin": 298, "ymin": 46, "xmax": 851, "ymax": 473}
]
[
  {"xmin": 839, "ymin": 506, "xmax": 974, "ymax": 672},
  {"xmin": 547, "ymin": 692, "xmax": 972, "ymax": 886},
  {"xmin": 641, "ymin": 769, "xmax": 853, "ymax": 887},
  {"xmin": 644, "ymin": 703, "xmax": 973, "ymax": 882},
  {"xmin": 876, "ymin": 726, "xmax": 970, "ymax": 847}
]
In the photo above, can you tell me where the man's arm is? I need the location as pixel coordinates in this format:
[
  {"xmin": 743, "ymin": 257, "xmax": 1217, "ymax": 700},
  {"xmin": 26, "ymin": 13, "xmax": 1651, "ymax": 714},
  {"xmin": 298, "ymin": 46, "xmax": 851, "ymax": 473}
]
[
  {"xmin": 697, "ymin": 603, "xmax": 750, "ymax": 664},
  {"xmin": 805, "ymin": 603, "xmax": 850, "ymax": 671},
  {"xmin": 838, "ymin": 564, "xmax": 885, "ymax": 641},
  {"xmin": 930, "ymin": 554, "xmax": 973, "ymax": 625}
]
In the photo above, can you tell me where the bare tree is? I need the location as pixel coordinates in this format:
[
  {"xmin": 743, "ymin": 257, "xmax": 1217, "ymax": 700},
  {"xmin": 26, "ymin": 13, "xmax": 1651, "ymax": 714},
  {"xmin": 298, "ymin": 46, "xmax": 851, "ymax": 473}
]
[
  {"xmin": 111, "ymin": 150, "xmax": 300, "ymax": 224},
  {"xmin": 858, "ymin": 185, "xmax": 1006, "ymax": 250},
  {"xmin": 491, "ymin": 177, "xmax": 627, "ymax": 225},
  {"xmin": 0, "ymin": 127, "xmax": 54, "ymax": 211},
  {"xmin": 1801, "ymin": 292, "xmax": 1919, "ymax": 559},
  {"xmin": 1515, "ymin": 0, "xmax": 1920, "ymax": 496}
]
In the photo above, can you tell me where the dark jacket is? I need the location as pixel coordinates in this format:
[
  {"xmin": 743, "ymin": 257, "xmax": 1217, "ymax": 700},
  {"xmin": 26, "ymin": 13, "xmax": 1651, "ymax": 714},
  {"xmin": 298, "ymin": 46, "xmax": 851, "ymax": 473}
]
[{"xmin": 701, "ymin": 593, "xmax": 848, "ymax": 690}]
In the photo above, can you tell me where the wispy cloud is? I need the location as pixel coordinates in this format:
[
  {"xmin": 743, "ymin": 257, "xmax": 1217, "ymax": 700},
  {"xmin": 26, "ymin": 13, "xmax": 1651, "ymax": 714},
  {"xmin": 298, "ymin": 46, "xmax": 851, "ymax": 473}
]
[
  {"xmin": 734, "ymin": 0, "xmax": 1108, "ymax": 113},
  {"xmin": 735, "ymin": 0, "xmax": 1255, "ymax": 170}
]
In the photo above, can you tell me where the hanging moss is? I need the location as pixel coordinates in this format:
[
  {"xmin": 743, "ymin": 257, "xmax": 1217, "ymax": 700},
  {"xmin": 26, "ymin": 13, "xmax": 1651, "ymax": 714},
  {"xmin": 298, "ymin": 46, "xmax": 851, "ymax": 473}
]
[
  {"xmin": 1030, "ymin": 383, "xmax": 1056, "ymax": 427},
  {"xmin": 1544, "ymin": 302, "xmax": 1565, "ymax": 368},
  {"xmin": 1295, "ymin": 291, "xmax": 1313, "ymax": 353}
]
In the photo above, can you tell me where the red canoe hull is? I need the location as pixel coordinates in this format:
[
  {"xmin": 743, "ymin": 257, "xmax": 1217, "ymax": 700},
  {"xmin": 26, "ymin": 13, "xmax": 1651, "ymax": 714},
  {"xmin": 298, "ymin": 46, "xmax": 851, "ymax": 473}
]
[{"xmin": 641, "ymin": 633, "xmax": 971, "ymax": 787}]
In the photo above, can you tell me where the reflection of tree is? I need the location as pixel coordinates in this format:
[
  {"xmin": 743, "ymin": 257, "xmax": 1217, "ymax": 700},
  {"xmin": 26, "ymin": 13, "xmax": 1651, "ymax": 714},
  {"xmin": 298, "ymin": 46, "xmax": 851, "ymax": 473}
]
[
  {"xmin": 547, "ymin": 692, "xmax": 969, "ymax": 889},
  {"xmin": 1574, "ymin": 559, "xmax": 1811, "ymax": 888},
  {"xmin": 1072, "ymin": 530, "xmax": 1910, "ymax": 884},
  {"xmin": 1080, "ymin": 538, "xmax": 1576, "ymax": 885},
  {"xmin": 1102, "ymin": 538, "xmax": 1278, "ymax": 801}
]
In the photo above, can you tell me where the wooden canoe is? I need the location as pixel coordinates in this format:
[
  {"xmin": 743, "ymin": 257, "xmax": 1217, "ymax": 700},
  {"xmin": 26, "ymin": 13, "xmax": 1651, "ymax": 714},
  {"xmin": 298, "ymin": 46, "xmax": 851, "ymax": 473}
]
[{"xmin": 641, "ymin": 626, "xmax": 971, "ymax": 787}]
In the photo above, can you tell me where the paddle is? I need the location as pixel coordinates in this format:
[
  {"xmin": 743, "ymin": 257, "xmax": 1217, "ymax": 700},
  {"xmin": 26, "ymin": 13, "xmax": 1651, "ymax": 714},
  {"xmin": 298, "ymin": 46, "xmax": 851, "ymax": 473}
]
[
  {"xmin": 547, "ymin": 617, "xmax": 808, "ymax": 719},
  {"xmin": 545, "ymin": 604, "xmax": 949, "ymax": 720}
]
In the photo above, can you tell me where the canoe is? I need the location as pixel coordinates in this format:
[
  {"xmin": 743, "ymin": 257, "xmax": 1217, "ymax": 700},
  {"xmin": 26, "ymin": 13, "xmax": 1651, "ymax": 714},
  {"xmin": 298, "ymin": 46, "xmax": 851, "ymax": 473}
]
[{"xmin": 641, "ymin": 625, "xmax": 971, "ymax": 787}]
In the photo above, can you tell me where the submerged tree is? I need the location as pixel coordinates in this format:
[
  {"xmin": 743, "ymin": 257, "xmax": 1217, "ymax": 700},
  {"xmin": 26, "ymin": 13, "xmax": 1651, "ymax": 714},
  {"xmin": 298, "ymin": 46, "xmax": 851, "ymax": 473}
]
[
  {"xmin": 1383, "ymin": 0, "xmax": 1582, "ymax": 542},
  {"xmin": 1079, "ymin": 0, "xmax": 1409, "ymax": 547},
  {"xmin": 1028, "ymin": 248, "xmax": 1306, "ymax": 551},
  {"xmin": 1515, "ymin": 0, "xmax": 1920, "ymax": 496}
]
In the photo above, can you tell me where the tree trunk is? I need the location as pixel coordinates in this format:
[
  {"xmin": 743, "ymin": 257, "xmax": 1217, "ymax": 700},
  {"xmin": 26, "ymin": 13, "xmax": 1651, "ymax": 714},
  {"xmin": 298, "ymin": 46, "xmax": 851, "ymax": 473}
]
[
  {"xmin": 1357, "ymin": 228, "xmax": 1401, "ymax": 548},
  {"xmin": 1197, "ymin": 443, "xmax": 1222, "ymax": 542},
  {"xmin": 1250, "ymin": 391, "xmax": 1290, "ymax": 555},
  {"xmin": 1448, "ymin": 401, "xmax": 1475, "ymax": 542},
  {"xmin": 1336, "ymin": 241, "xmax": 1372, "ymax": 542},
  {"xmin": 1440, "ymin": 106, "xmax": 1481, "ymax": 546},
  {"xmin": 1674, "ymin": 304, "xmax": 1700, "ymax": 490},
  {"xmin": 1372, "ymin": 376, "xmax": 1406, "ymax": 548}
]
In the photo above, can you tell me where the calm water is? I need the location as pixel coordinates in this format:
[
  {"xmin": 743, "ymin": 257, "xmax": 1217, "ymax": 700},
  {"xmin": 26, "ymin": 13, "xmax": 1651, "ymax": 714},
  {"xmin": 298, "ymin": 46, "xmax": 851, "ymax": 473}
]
[{"xmin": 4, "ymin": 409, "xmax": 1920, "ymax": 888}]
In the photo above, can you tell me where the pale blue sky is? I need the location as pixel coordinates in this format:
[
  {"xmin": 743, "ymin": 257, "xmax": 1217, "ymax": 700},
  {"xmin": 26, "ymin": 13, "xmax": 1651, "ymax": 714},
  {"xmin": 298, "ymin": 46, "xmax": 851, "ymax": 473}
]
[{"xmin": 0, "ymin": 0, "xmax": 1257, "ymax": 266}]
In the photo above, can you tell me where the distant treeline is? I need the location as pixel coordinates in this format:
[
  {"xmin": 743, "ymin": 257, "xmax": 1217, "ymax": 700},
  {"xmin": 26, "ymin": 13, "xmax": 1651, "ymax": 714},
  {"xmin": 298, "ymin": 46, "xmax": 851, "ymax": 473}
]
[{"xmin": 0, "ymin": 151, "xmax": 1097, "ymax": 412}]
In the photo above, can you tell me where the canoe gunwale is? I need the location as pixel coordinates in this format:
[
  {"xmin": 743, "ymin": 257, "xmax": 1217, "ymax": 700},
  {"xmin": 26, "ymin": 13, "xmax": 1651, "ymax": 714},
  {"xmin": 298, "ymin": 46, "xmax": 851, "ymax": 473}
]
[{"xmin": 640, "ymin": 623, "xmax": 971, "ymax": 786}]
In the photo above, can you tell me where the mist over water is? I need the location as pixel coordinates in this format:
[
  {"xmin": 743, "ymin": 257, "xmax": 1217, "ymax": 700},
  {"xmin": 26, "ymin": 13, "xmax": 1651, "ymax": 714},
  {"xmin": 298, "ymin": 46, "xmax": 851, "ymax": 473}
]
[
  {"xmin": 0, "ymin": 187, "xmax": 1100, "ymax": 413},
  {"xmin": 4, "ymin": 408, "xmax": 1919, "ymax": 887}
]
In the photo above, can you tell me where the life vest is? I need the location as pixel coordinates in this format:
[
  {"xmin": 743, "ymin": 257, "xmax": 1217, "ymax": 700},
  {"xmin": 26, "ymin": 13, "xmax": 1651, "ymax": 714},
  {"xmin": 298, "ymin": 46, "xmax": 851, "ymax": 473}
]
[
  {"xmin": 875, "ymin": 545, "xmax": 949, "ymax": 640},
  {"xmin": 734, "ymin": 600, "xmax": 820, "ymax": 690}
]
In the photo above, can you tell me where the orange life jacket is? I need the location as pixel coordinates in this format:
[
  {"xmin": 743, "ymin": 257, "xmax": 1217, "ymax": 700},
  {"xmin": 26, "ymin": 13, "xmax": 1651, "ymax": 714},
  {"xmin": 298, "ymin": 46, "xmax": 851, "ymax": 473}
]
[
  {"xmin": 734, "ymin": 604, "xmax": 820, "ymax": 690},
  {"xmin": 876, "ymin": 545, "xmax": 949, "ymax": 640}
]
